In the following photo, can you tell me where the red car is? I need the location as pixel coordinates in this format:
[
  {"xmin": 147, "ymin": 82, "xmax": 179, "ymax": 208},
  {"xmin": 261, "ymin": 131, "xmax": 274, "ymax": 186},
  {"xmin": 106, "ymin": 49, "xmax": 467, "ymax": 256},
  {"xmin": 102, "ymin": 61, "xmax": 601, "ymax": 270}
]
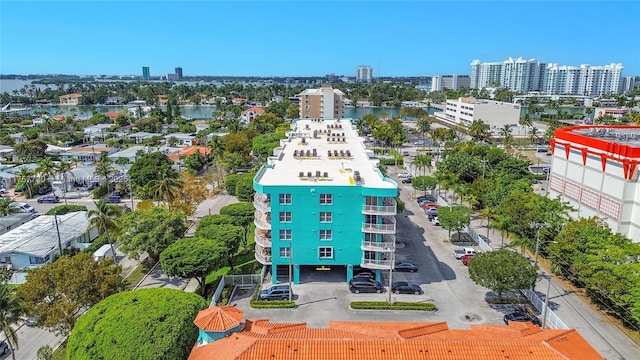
[{"xmin": 461, "ymin": 254, "xmax": 475, "ymax": 266}]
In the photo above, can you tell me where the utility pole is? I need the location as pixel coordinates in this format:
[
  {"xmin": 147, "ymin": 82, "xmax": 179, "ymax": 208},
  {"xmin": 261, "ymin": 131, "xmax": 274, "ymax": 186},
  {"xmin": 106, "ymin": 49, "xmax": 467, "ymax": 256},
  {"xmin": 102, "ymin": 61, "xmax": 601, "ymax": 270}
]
[
  {"xmin": 542, "ymin": 274, "xmax": 552, "ymax": 328},
  {"xmin": 54, "ymin": 212, "xmax": 63, "ymax": 258},
  {"xmin": 387, "ymin": 250, "xmax": 394, "ymax": 304},
  {"xmin": 288, "ymin": 245, "xmax": 293, "ymax": 301}
]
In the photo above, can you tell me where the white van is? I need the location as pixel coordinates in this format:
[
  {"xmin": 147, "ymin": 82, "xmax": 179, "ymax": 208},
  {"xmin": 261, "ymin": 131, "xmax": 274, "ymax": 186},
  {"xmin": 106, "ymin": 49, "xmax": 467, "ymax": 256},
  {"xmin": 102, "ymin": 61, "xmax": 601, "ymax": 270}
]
[{"xmin": 93, "ymin": 244, "xmax": 115, "ymax": 261}]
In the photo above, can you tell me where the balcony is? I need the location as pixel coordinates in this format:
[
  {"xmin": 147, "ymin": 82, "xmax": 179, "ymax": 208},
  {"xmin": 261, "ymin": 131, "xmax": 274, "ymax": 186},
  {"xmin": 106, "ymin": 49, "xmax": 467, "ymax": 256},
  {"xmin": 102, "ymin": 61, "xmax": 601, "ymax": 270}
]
[
  {"xmin": 255, "ymin": 229, "xmax": 272, "ymax": 248},
  {"xmin": 253, "ymin": 199, "xmax": 271, "ymax": 213},
  {"xmin": 361, "ymin": 258, "xmax": 393, "ymax": 270},
  {"xmin": 361, "ymin": 240, "xmax": 395, "ymax": 252},
  {"xmin": 254, "ymin": 211, "xmax": 271, "ymax": 230},
  {"xmin": 361, "ymin": 219, "xmax": 396, "ymax": 234},
  {"xmin": 362, "ymin": 204, "xmax": 397, "ymax": 215},
  {"xmin": 255, "ymin": 246, "xmax": 272, "ymax": 265}
]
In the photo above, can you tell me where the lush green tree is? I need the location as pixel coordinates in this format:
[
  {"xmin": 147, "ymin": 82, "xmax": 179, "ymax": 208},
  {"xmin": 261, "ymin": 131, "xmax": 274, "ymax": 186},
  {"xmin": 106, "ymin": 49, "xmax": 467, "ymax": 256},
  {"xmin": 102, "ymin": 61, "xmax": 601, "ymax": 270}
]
[
  {"xmin": 0, "ymin": 198, "xmax": 18, "ymax": 217},
  {"xmin": 118, "ymin": 207, "xmax": 188, "ymax": 261},
  {"xmin": 182, "ymin": 151, "xmax": 209, "ymax": 174},
  {"xmin": 219, "ymin": 202, "xmax": 254, "ymax": 249},
  {"xmin": 468, "ymin": 119, "xmax": 491, "ymax": 142},
  {"xmin": 413, "ymin": 154, "xmax": 433, "ymax": 176},
  {"xmin": 437, "ymin": 205, "xmax": 473, "ymax": 241},
  {"xmin": 286, "ymin": 102, "xmax": 299, "ymax": 119},
  {"xmin": 129, "ymin": 152, "xmax": 178, "ymax": 194},
  {"xmin": 37, "ymin": 345, "xmax": 53, "ymax": 360},
  {"xmin": 1, "ymin": 284, "xmax": 29, "ymax": 359},
  {"xmin": 194, "ymin": 223, "xmax": 243, "ymax": 268},
  {"xmin": 94, "ymin": 157, "xmax": 115, "ymax": 191},
  {"xmin": 67, "ymin": 288, "xmax": 206, "ymax": 360},
  {"xmin": 160, "ymin": 238, "xmax": 226, "ymax": 295},
  {"xmin": 411, "ymin": 176, "xmax": 437, "ymax": 195},
  {"xmin": 148, "ymin": 166, "xmax": 185, "ymax": 207},
  {"xmin": 469, "ymin": 249, "xmax": 537, "ymax": 301},
  {"xmin": 14, "ymin": 139, "xmax": 47, "ymax": 161},
  {"xmin": 17, "ymin": 253, "xmax": 124, "ymax": 336}
]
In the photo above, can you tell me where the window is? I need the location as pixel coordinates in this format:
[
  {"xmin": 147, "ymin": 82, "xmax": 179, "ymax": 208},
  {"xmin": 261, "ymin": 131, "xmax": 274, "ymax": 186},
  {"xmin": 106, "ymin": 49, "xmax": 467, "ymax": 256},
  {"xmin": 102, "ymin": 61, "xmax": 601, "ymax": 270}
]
[
  {"xmin": 279, "ymin": 247, "xmax": 291, "ymax": 258},
  {"xmin": 279, "ymin": 194, "xmax": 292, "ymax": 205},
  {"xmin": 279, "ymin": 229, "xmax": 292, "ymax": 240},
  {"xmin": 319, "ymin": 247, "xmax": 333, "ymax": 259},
  {"xmin": 320, "ymin": 194, "xmax": 332, "ymax": 205},
  {"xmin": 319, "ymin": 230, "xmax": 332, "ymax": 241},
  {"xmin": 279, "ymin": 212, "xmax": 292, "ymax": 222},
  {"xmin": 319, "ymin": 212, "xmax": 332, "ymax": 223}
]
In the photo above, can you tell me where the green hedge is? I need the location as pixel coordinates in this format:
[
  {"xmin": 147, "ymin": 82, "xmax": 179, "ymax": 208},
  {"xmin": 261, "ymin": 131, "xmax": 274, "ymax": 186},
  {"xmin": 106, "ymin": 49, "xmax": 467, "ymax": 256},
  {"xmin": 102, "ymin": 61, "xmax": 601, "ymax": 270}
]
[
  {"xmin": 250, "ymin": 300, "xmax": 296, "ymax": 309},
  {"xmin": 380, "ymin": 158, "xmax": 403, "ymax": 166},
  {"xmin": 350, "ymin": 301, "xmax": 436, "ymax": 311},
  {"xmin": 46, "ymin": 205, "xmax": 87, "ymax": 215}
]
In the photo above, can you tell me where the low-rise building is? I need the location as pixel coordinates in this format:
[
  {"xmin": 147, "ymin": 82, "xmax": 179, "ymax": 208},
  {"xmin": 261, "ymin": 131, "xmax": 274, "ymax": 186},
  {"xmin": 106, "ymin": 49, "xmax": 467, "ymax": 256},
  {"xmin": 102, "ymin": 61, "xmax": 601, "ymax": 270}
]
[
  {"xmin": 59, "ymin": 93, "xmax": 83, "ymax": 106},
  {"xmin": 188, "ymin": 306, "xmax": 603, "ymax": 360},
  {"xmin": 0, "ymin": 213, "xmax": 33, "ymax": 236},
  {"xmin": 436, "ymin": 97, "xmax": 521, "ymax": 128},
  {"xmin": 240, "ymin": 106, "xmax": 265, "ymax": 124},
  {"xmin": 0, "ymin": 211, "xmax": 98, "ymax": 270},
  {"xmin": 164, "ymin": 133, "xmax": 196, "ymax": 146},
  {"xmin": 59, "ymin": 144, "xmax": 115, "ymax": 163}
]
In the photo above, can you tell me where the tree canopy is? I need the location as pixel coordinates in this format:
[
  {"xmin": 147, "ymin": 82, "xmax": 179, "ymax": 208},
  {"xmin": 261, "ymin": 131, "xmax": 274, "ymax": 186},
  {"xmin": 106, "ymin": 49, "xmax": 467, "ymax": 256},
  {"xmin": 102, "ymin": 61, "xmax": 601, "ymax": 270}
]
[
  {"xmin": 67, "ymin": 288, "xmax": 207, "ymax": 360},
  {"xmin": 194, "ymin": 223, "xmax": 243, "ymax": 268},
  {"xmin": 17, "ymin": 252, "xmax": 124, "ymax": 335},
  {"xmin": 468, "ymin": 249, "xmax": 537, "ymax": 301},
  {"xmin": 160, "ymin": 238, "xmax": 226, "ymax": 295},
  {"xmin": 129, "ymin": 152, "xmax": 178, "ymax": 193}
]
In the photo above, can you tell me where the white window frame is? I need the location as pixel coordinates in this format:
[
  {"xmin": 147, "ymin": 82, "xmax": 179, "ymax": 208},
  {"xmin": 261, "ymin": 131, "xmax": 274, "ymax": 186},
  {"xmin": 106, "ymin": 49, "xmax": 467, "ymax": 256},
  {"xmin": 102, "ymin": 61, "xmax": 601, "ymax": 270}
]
[
  {"xmin": 279, "ymin": 193, "xmax": 292, "ymax": 205},
  {"xmin": 279, "ymin": 211, "xmax": 292, "ymax": 222},
  {"xmin": 279, "ymin": 247, "xmax": 291, "ymax": 258},
  {"xmin": 319, "ymin": 229, "xmax": 332, "ymax": 241},
  {"xmin": 319, "ymin": 211, "xmax": 332, "ymax": 223},
  {"xmin": 279, "ymin": 229, "xmax": 292, "ymax": 241},
  {"xmin": 320, "ymin": 194, "xmax": 333, "ymax": 205},
  {"xmin": 319, "ymin": 246, "xmax": 333, "ymax": 259}
]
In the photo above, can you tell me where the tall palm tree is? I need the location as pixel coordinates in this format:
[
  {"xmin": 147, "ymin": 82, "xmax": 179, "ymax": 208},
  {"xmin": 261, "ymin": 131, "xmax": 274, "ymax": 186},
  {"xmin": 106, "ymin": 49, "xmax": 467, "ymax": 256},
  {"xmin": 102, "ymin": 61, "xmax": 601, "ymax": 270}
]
[
  {"xmin": 87, "ymin": 199, "xmax": 122, "ymax": 265},
  {"xmin": 519, "ymin": 113, "xmax": 533, "ymax": 137},
  {"xmin": 0, "ymin": 285, "xmax": 29, "ymax": 360},
  {"xmin": 15, "ymin": 167, "xmax": 34, "ymax": 197},
  {"xmin": 94, "ymin": 158, "xmax": 115, "ymax": 192},
  {"xmin": 0, "ymin": 198, "xmax": 18, "ymax": 217},
  {"xmin": 148, "ymin": 166, "xmax": 184, "ymax": 208},
  {"xmin": 416, "ymin": 115, "xmax": 431, "ymax": 149},
  {"xmin": 498, "ymin": 125, "xmax": 512, "ymax": 154},
  {"xmin": 529, "ymin": 127, "xmax": 541, "ymax": 145},
  {"xmin": 55, "ymin": 160, "xmax": 73, "ymax": 206},
  {"xmin": 36, "ymin": 158, "xmax": 56, "ymax": 184},
  {"xmin": 469, "ymin": 119, "xmax": 491, "ymax": 142},
  {"xmin": 413, "ymin": 154, "xmax": 433, "ymax": 176}
]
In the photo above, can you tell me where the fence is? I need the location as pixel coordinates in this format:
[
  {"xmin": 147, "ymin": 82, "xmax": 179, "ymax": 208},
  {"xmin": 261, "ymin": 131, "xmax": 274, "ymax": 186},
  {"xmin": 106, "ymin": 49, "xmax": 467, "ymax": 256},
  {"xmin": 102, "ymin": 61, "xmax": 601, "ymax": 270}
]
[
  {"xmin": 521, "ymin": 288, "xmax": 569, "ymax": 329},
  {"xmin": 465, "ymin": 226, "xmax": 492, "ymax": 252},
  {"xmin": 210, "ymin": 273, "xmax": 262, "ymax": 306}
]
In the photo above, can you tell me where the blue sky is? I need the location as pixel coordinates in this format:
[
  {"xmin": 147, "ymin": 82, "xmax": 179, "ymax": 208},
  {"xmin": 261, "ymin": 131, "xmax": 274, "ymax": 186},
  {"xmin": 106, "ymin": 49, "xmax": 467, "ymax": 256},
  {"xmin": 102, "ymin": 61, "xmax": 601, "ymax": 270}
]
[{"xmin": 1, "ymin": 1, "xmax": 639, "ymax": 77}]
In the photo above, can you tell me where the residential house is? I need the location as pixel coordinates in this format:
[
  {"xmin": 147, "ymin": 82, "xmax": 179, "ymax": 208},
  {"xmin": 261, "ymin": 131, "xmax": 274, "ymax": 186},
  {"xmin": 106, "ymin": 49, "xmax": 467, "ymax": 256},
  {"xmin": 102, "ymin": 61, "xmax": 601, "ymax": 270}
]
[
  {"xmin": 0, "ymin": 213, "xmax": 33, "ymax": 236},
  {"xmin": 232, "ymin": 98, "xmax": 247, "ymax": 105},
  {"xmin": 84, "ymin": 124, "xmax": 114, "ymax": 142},
  {"xmin": 164, "ymin": 133, "xmax": 196, "ymax": 146},
  {"xmin": 188, "ymin": 306, "xmax": 603, "ymax": 360},
  {"xmin": 128, "ymin": 132, "xmax": 161, "ymax": 144},
  {"xmin": 240, "ymin": 106, "xmax": 265, "ymax": 124},
  {"xmin": 0, "ymin": 212, "xmax": 98, "ymax": 272},
  {"xmin": 59, "ymin": 144, "xmax": 115, "ymax": 163},
  {"xmin": 59, "ymin": 93, "xmax": 83, "ymax": 106}
]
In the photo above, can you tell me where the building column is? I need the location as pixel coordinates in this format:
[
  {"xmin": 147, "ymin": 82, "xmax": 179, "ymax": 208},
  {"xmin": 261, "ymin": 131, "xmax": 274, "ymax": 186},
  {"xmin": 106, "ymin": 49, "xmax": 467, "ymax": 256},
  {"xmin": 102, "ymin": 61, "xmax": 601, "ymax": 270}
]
[
  {"xmin": 293, "ymin": 264, "xmax": 300, "ymax": 284},
  {"xmin": 346, "ymin": 264, "xmax": 354, "ymax": 282}
]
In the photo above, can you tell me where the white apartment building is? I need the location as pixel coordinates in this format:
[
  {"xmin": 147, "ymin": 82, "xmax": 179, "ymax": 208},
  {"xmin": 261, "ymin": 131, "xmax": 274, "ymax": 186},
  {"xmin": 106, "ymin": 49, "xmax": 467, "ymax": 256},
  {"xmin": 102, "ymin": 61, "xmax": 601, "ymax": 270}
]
[
  {"xmin": 549, "ymin": 126, "xmax": 640, "ymax": 242},
  {"xmin": 471, "ymin": 58, "xmax": 624, "ymax": 96},
  {"xmin": 431, "ymin": 75, "xmax": 471, "ymax": 91},
  {"xmin": 356, "ymin": 66, "xmax": 373, "ymax": 83},
  {"xmin": 299, "ymin": 87, "xmax": 344, "ymax": 119},
  {"xmin": 437, "ymin": 97, "xmax": 521, "ymax": 128}
]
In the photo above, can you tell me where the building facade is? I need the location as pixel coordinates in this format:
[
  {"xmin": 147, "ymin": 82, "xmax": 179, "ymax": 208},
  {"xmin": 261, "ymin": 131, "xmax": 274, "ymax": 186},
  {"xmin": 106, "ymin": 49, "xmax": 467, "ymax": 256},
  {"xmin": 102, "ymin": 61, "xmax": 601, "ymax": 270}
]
[
  {"xmin": 438, "ymin": 97, "xmax": 521, "ymax": 128},
  {"xmin": 298, "ymin": 87, "xmax": 344, "ymax": 119},
  {"xmin": 175, "ymin": 66, "xmax": 183, "ymax": 80},
  {"xmin": 253, "ymin": 118, "xmax": 398, "ymax": 284},
  {"xmin": 549, "ymin": 126, "xmax": 640, "ymax": 241},
  {"xmin": 356, "ymin": 66, "xmax": 373, "ymax": 83},
  {"xmin": 59, "ymin": 93, "xmax": 83, "ymax": 106},
  {"xmin": 142, "ymin": 66, "xmax": 150, "ymax": 81},
  {"xmin": 431, "ymin": 75, "xmax": 471, "ymax": 91},
  {"xmin": 471, "ymin": 58, "xmax": 624, "ymax": 96}
]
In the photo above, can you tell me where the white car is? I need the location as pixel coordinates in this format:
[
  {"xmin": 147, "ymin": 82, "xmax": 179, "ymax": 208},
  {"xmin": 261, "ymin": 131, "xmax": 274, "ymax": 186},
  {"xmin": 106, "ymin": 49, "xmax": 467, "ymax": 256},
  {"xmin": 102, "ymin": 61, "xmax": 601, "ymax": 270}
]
[
  {"xmin": 431, "ymin": 217, "xmax": 441, "ymax": 226},
  {"xmin": 398, "ymin": 172, "xmax": 411, "ymax": 178},
  {"xmin": 10, "ymin": 202, "xmax": 35, "ymax": 213}
]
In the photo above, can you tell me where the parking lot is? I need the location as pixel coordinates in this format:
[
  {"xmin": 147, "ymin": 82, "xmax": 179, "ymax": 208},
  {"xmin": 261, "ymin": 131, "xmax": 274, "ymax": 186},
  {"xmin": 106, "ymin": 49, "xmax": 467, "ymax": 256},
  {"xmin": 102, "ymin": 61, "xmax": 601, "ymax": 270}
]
[{"xmin": 230, "ymin": 170, "xmax": 509, "ymax": 329}]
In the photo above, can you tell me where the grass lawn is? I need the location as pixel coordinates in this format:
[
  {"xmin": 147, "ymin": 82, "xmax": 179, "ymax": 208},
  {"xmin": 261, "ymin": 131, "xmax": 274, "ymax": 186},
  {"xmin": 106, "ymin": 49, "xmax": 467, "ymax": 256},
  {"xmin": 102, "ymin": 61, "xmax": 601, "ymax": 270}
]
[{"xmin": 52, "ymin": 343, "xmax": 66, "ymax": 360}]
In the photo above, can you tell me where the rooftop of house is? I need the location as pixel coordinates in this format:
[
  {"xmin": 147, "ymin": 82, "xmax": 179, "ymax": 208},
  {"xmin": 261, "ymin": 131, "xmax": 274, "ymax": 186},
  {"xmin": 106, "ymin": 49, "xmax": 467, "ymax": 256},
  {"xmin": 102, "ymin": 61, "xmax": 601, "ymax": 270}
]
[
  {"xmin": 0, "ymin": 212, "xmax": 90, "ymax": 257},
  {"xmin": 241, "ymin": 106, "xmax": 265, "ymax": 114},
  {"xmin": 168, "ymin": 146, "xmax": 211, "ymax": 160},
  {"xmin": 256, "ymin": 118, "xmax": 394, "ymax": 189},
  {"xmin": 188, "ymin": 307, "xmax": 603, "ymax": 360}
]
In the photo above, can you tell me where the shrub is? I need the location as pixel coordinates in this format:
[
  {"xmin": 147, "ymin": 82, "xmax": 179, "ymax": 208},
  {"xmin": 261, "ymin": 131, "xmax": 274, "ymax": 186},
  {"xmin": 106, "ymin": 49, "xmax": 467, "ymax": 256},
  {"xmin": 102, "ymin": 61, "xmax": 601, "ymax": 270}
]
[
  {"xmin": 250, "ymin": 300, "xmax": 296, "ymax": 309},
  {"xmin": 93, "ymin": 182, "xmax": 108, "ymax": 199},
  {"xmin": 45, "ymin": 205, "xmax": 87, "ymax": 215},
  {"xmin": 350, "ymin": 301, "xmax": 436, "ymax": 311}
]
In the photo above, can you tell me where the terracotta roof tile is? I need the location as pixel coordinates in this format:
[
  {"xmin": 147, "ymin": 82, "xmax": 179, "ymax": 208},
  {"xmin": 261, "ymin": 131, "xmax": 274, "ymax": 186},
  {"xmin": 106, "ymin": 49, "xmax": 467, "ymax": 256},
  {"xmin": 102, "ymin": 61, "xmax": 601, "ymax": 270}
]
[
  {"xmin": 241, "ymin": 107, "xmax": 265, "ymax": 114},
  {"xmin": 193, "ymin": 306, "xmax": 244, "ymax": 331}
]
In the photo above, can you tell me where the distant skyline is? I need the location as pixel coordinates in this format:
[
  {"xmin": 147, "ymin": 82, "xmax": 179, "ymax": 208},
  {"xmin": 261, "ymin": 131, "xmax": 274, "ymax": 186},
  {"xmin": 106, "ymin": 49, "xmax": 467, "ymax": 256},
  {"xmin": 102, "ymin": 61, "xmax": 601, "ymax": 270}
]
[{"xmin": 1, "ymin": 1, "xmax": 639, "ymax": 77}]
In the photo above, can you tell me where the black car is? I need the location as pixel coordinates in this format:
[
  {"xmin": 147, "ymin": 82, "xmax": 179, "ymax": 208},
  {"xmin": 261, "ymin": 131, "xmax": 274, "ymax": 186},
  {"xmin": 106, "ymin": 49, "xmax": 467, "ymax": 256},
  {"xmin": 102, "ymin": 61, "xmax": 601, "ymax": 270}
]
[
  {"xmin": 391, "ymin": 281, "xmax": 423, "ymax": 295},
  {"xmin": 37, "ymin": 195, "xmax": 60, "ymax": 203},
  {"xmin": 349, "ymin": 279, "xmax": 384, "ymax": 294},
  {"xmin": 503, "ymin": 312, "xmax": 542, "ymax": 326},
  {"xmin": 352, "ymin": 270, "xmax": 375, "ymax": 281},
  {"xmin": 37, "ymin": 185, "xmax": 52, "ymax": 195},
  {"xmin": 401, "ymin": 178, "xmax": 412, "ymax": 184},
  {"xmin": 0, "ymin": 339, "xmax": 8, "ymax": 355},
  {"xmin": 417, "ymin": 195, "xmax": 436, "ymax": 203},
  {"xmin": 393, "ymin": 260, "xmax": 418, "ymax": 272},
  {"xmin": 258, "ymin": 285, "xmax": 291, "ymax": 300}
]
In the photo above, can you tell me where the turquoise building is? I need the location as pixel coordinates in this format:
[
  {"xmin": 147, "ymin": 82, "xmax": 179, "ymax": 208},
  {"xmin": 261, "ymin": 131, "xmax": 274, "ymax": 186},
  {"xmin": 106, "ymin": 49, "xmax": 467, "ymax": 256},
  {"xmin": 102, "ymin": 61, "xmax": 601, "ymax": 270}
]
[{"xmin": 253, "ymin": 118, "xmax": 398, "ymax": 284}]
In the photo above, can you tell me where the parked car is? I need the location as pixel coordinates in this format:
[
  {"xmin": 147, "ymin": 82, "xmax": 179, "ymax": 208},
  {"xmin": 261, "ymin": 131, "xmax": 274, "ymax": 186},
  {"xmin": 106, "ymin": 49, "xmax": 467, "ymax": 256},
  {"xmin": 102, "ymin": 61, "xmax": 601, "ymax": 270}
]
[
  {"xmin": 352, "ymin": 270, "xmax": 375, "ymax": 280},
  {"xmin": 107, "ymin": 195, "xmax": 121, "ymax": 203},
  {"xmin": 397, "ymin": 172, "xmax": 411, "ymax": 178},
  {"xmin": 402, "ymin": 151, "xmax": 410, "ymax": 156},
  {"xmin": 393, "ymin": 260, "xmax": 418, "ymax": 272},
  {"xmin": 112, "ymin": 190, "xmax": 124, "ymax": 197},
  {"xmin": 38, "ymin": 185, "xmax": 53, "ymax": 195},
  {"xmin": 401, "ymin": 178, "xmax": 412, "ymax": 184},
  {"xmin": 503, "ymin": 312, "xmax": 542, "ymax": 326},
  {"xmin": 258, "ymin": 285, "xmax": 291, "ymax": 301},
  {"xmin": 391, "ymin": 281, "xmax": 423, "ymax": 295},
  {"xmin": 417, "ymin": 195, "xmax": 436, "ymax": 202},
  {"xmin": 425, "ymin": 208, "xmax": 438, "ymax": 218},
  {"xmin": 453, "ymin": 248, "xmax": 477, "ymax": 259},
  {"xmin": 461, "ymin": 254, "xmax": 475, "ymax": 266},
  {"xmin": 37, "ymin": 195, "xmax": 60, "ymax": 203},
  {"xmin": 349, "ymin": 279, "xmax": 384, "ymax": 294},
  {"xmin": 0, "ymin": 339, "xmax": 9, "ymax": 355},
  {"xmin": 0, "ymin": 187, "xmax": 6, "ymax": 194},
  {"xmin": 9, "ymin": 202, "xmax": 35, "ymax": 213},
  {"xmin": 421, "ymin": 202, "xmax": 440, "ymax": 209},
  {"xmin": 431, "ymin": 217, "xmax": 441, "ymax": 226},
  {"xmin": 25, "ymin": 316, "xmax": 37, "ymax": 327}
]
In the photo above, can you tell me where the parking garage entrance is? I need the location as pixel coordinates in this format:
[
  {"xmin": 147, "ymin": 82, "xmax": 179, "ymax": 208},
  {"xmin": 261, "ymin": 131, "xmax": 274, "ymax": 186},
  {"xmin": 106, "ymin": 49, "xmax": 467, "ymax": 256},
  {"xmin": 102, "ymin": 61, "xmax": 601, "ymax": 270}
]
[{"xmin": 274, "ymin": 265, "xmax": 349, "ymax": 284}]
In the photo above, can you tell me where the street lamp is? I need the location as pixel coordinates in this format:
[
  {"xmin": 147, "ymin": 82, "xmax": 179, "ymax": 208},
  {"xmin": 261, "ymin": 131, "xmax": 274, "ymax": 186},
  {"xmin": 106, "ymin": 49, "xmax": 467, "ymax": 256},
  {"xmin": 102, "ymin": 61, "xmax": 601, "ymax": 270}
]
[
  {"xmin": 542, "ymin": 274, "xmax": 552, "ymax": 329},
  {"xmin": 529, "ymin": 222, "xmax": 551, "ymax": 268}
]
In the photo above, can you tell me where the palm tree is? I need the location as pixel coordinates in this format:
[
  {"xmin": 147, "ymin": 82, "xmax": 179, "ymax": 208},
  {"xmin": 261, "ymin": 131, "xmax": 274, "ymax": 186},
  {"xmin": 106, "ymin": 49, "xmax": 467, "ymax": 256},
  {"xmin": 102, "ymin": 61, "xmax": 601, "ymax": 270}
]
[
  {"xmin": 416, "ymin": 116, "xmax": 431, "ymax": 148},
  {"xmin": 87, "ymin": 199, "xmax": 122, "ymax": 265},
  {"xmin": 413, "ymin": 154, "xmax": 433, "ymax": 176},
  {"xmin": 15, "ymin": 167, "xmax": 34, "ymax": 198},
  {"xmin": 0, "ymin": 284, "xmax": 29, "ymax": 360},
  {"xmin": 148, "ymin": 166, "xmax": 184, "ymax": 208},
  {"xmin": 94, "ymin": 158, "xmax": 115, "ymax": 192},
  {"xmin": 519, "ymin": 113, "xmax": 533, "ymax": 137},
  {"xmin": 468, "ymin": 119, "xmax": 491, "ymax": 142},
  {"xmin": 36, "ymin": 158, "xmax": 56, "ymax": 184},
  {"xmin": 498, "ymin": 125, "xmax": 512, "ymax": 154},
  {"xmin": 0, "ymin": 198, "xmax": 18, "ymax": 217},
  {"xmin": 55, "ymin": 160, "xmax": 73, "ymax": 206}
]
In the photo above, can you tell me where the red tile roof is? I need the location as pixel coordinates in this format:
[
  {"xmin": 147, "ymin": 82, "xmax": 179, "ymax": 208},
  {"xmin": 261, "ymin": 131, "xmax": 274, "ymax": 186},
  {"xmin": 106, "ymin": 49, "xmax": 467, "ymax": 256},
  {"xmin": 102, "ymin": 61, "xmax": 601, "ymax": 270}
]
[
  {"xmin": 168, "ymin": 146, "xmax": 211, "ymax": 160},
  {"xmin": 241, "ymin": 107, "xmax": 265, "ymax": 115},
  {"xmin": 193, "ymin": 306, "xmax": 244, "ymax": 331},
  {"xmin": 189, "ymin": 308, "xmax": 603, "ymax": 360}
]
